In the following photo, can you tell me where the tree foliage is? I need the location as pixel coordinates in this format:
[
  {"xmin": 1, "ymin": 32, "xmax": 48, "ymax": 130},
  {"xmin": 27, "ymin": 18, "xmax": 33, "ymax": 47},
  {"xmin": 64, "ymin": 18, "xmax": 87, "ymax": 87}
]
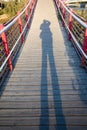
[
  {"xmin": 0, "ymin": 0, "xmax": 28, "ymax": 23},
  {"xmin": 4, "ymin": 0, "xmax": 28, "ymax": 15}
]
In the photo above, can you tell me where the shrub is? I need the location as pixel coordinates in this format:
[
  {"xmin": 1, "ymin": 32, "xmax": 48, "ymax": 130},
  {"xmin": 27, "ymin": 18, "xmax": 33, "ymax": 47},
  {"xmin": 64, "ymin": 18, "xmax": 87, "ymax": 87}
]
[
  {"xmin": 0, "ymin": 0, "xmax": 28, "ymax": 23},
  {"xmin": 0, "ymin": 9, "xmax": 4, "ymax": 15}
]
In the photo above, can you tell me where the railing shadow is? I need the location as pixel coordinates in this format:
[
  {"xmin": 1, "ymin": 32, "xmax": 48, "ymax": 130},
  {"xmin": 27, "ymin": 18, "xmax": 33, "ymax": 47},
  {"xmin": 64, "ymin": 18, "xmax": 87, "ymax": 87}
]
[
  {"xmin": 0, "ymin": 0, "xmax": 37, "ymax": 89},
  {"xmin": 0, "ymin": 44, "xmax": 23, "ymax": 96},
  {"xmin": 39, "ymin": 20, "xmax": 67, "ymax": 130},
  {"xmin": 58, "ymin": 17, "xmax": 87, "ymax": 105}
]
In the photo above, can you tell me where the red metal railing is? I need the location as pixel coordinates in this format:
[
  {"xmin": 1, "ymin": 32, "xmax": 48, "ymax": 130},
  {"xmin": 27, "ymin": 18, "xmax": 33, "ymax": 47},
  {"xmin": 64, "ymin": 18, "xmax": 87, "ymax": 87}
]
[
  {"xmin": 0, "ymin": 0, "xmax": 37, "ymax": 85},
  {"xmin": 54, "ymin": 0, "xmax": 87, "ymax": 67}
]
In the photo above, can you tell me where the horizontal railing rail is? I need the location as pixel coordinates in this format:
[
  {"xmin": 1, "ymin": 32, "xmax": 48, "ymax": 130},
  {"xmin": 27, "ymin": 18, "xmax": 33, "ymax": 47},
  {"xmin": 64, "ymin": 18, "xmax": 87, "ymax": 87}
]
[
  {"xmin": 0, "ymin": 0, "xmax": 37, "ymax": 85},
  {"xmin": 54, "ymin": 0, "xmax": 87, "ymax": 68}
]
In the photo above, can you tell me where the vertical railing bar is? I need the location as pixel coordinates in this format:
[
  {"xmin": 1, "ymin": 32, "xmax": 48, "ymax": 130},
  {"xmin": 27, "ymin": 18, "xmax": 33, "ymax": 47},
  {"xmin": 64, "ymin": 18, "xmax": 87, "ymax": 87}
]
[
  {"xmin": 81, "ymin": 23, "xmax": 87, "ymax": 67},
  {"xmin": 68, "ymin": 8, "xmax": 73, "ymax": 41},
  {"xmin": 17, "ymin": 11, "xmax": 24, "ymax": 43},
  {"xmin": 0, "ymin": 24, "xmax": 13, "ymax": 71}
]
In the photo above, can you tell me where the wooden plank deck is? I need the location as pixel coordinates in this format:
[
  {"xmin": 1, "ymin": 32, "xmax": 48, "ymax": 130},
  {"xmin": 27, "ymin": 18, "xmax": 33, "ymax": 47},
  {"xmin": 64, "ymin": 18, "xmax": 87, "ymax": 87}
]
[{"xmin": 0, "ymin": 0, "xmax": 87, "ymax": 129}]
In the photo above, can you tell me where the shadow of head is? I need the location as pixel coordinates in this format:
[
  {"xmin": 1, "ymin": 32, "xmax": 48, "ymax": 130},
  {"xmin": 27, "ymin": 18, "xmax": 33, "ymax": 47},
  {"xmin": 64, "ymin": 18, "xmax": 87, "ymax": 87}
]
[{"xmin": 40, "ymin": 19, "xmax": 51, "ymax": 30}]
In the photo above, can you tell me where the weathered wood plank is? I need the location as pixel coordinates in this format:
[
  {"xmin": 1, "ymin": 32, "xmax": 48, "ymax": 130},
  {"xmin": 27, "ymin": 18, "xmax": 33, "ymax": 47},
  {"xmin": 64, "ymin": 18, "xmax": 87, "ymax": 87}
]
[
  {"xmin": 0, "ymin": 116, "xmax": 87, "ymax": 126},
  {"xmin": 0, "ymin": 95, "xmax": 86, "ymax": 102},
  {"xmin": 8, "ymin": 72, "xmax": 87, "ymax": 79},
  {"xmin": 0, "ymin": 126, "xmax": 87, "ymax": 130},
  {"xmin": 0, "ymin": 89, "xmax": 85, "ymax": 96},
  {"xmin": 1, "ymin": 85, "xmax": 87, "ymax": 91},
  {"xmin": 3, "ymin": 81, "xmax": 87, "ymax": 86},
  {"xmin": 4, "ymin": 77, "xmax": 87, "ymax": 84},
  {"xmin": 0, "ymin": 101, "xmax": 86, "ymax": 108},
  {"xmin": 0, "ymin": 107, "xmax": 87, "ymax": 117},
  {"xmin": 0, "ymin": 0, "xmax": 87, "ymax": 129}
]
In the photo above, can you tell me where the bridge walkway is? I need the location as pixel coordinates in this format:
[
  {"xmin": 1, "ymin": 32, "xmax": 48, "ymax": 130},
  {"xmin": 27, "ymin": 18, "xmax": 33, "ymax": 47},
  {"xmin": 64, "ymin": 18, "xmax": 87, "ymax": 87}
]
[{"xmin": 0, "ymin": 0, "xmax": 87, "ymax": 129}]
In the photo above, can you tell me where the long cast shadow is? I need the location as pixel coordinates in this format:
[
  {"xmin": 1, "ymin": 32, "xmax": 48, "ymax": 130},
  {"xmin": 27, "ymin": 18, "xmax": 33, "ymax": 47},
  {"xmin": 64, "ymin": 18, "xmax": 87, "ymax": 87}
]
[{"xmin": 39, "ymin": 20, "xmax": 67, "ymax": 130}]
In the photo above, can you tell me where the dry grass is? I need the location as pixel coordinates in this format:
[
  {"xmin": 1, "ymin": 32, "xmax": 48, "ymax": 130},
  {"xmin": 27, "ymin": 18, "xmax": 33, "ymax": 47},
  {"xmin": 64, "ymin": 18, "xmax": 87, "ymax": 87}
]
[
  {"xmin": 0, "ymin": 14, "xmax": 9, "ymax": 23},
  {"xmin": 0, "ymin": 14, "xmax": 8, "ymax": 20}
]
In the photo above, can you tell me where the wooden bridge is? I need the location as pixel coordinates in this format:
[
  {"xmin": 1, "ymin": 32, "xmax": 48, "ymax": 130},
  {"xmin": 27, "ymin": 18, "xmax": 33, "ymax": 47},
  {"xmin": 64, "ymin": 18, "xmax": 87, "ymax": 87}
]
[{"xmin": 0, "ymin": 0, "xmax": 87, "ymax": 129}]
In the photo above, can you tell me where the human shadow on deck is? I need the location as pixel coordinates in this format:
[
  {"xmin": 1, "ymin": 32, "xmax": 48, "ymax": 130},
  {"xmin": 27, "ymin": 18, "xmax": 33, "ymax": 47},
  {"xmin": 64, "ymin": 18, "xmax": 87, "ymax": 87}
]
[{"xmin": 39, "ymin": 20, "xmax": 67, "ymax": 130}]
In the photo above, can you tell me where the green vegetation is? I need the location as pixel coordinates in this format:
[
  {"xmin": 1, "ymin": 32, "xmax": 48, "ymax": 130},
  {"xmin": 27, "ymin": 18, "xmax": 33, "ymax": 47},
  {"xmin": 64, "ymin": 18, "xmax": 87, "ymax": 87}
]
[
  {"xmin": 74, "ymin": 10, "xmax": 87, "ymax": 20},
  {"xmin": 0, "ymin": 0, "xmax": 28, "ymax": 23},
  {"xmin": 69, "ymin": 3, "xmax": 87, "ymax": 21}
]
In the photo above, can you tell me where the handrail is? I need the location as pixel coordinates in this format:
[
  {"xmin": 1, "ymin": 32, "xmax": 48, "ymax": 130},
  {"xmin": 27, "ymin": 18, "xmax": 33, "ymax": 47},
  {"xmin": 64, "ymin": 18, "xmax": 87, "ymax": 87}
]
[
  {"xmin": 58, "ymin": 7, "xmax": 87, "ymax": 59},
  {"xmin": 0, "ymin": 4, "xmax": 34, "ymax": 72},
  {"xmin": 54, "ymin": 0, "xmax": 87, "ymax": 67},
  {"xmin": 60, "ymin": 0, "xmax": 87, "ymax": 28},
  {"xmin": 0, "ymin": 0, "xmax": 37, "ymax": 84},
  {"xmin": 0, "ymin": 0, "xmax": 32, "ymax": 35}
]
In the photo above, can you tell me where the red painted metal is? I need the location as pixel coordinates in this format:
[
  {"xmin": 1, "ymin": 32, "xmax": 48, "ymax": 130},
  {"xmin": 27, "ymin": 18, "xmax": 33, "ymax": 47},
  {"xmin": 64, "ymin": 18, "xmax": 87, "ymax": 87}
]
[
  {"xmin": 81, "ymin": 25, "xmax": 87, "ymax": 67},
  {"xmin": 29, "ymin": 0, "xmax": 35, "ymax": 22},
  {"xmin": 29, "ymin": 3, "xmax": 32, "ymax": 20},
  {"xmin": 17, "ymin": 12, "xmax": 24, "ymax": 43},
  {"xmin": 30, "ymin": 1, "xmax": 32, "ymax": 13},
  {"xmin": 0, "ymin": 24, "xmax": 12, "ymax": 71},
  {"xmin": 32, "ymin": 0, "xmax": 34, "ymax": 7},
  {"xmin": 68, "ymin": 8, "xmax": 73, "ymax": 41},
  {"xmin": 62, "ymin": 7, "xmax": 66, "ymax": 27},
  {"xmin": 25, "ymin": 6, "xmax": 30, "ymax": 28},
  {"xmin": 58, "ymin": 0, "xmax": 60, "ymax": 8}
]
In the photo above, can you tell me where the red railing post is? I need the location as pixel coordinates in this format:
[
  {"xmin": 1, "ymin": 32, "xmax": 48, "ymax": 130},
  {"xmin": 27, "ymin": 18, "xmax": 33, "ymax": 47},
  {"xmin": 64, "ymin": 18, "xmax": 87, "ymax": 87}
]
[
  {"xmin": 17, "ymin": 12, "xmax": 24, "ymax": 43},
  {"xmin": 29, "ymin": 3, "xmax": 31, "ymax": 14},
  {"xmin": 68, "ymin": 9, "xmax": 73, "ymax": 41},
  {"xmin": 55, "ymin": 0, "xmax": 59, "ymax": 8},
  {"xmin": 32, "ymin": 0, "xmax": 35, "ymax": 12},
  {"xmin": 32, "ymin": 0, "xmax": 34, "ymax": 7},
  {"xmin": 60, "ymin": 0, "xmax": 62, "ymax": 11},
  {"xmin": 58, "ymin": 0, "xmax": 60, "ymax": 9},
  {"xmin": 29, "ymin": 2, "xmax": 32, "ymax": 19},
  {"xmin": 35, "ymin": 0, "xmax": 37, "ymax": 6},
  {"xmin": 62, "ymin": 6, "xmax": 66, "ymax": 27},
  {"xmin": 31, "ymin": 0, "xmax": 33, "ymax": 15},
  {"xmin": 0, "ymin": 24, "xmax": 12, "ymax": 71},
  {"xmin": 81, "ymin": 26, "xmax": 87, "ymax": 67},
  {"xmin": 29, "ymin": 1, "xmax": 33, "ymax": 20},
  {"xmin": 25, "ymin": 6, "xmax": 30, "ymax": 28},
  {"xmin": 31, "ymin": 0, "xmax": 35, "ymax": 14}
]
